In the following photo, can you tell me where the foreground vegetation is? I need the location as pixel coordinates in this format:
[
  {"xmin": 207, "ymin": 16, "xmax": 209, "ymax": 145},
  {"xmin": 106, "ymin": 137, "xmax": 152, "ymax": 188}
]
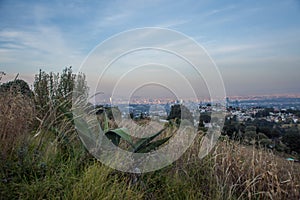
[{"xmin": 0, "ymin": 68, "xmax": 299, "ymax": 199}]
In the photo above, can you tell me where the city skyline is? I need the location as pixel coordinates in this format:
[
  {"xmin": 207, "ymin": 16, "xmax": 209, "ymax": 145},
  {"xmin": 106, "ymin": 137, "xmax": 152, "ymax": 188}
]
[{"xmin": 1, "ymin": 0, "xmax": 300, "ymax": 97}]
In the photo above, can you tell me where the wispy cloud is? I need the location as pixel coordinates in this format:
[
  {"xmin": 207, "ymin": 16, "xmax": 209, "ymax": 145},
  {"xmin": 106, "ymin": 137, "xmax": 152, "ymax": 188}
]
[
  {"xmin": 0, "ymin": 25, "xmax": 83, "ymax": 71},
  {"xmin": 210, "ymin": 44, "xmax": 261, "ymax": 54},
  {"xmin": 155, "ymin": 19, "xmax": 190, "ymax": 28},
  {"xmin": 204, "ymin": 4, "xmax": 237, "ymax": 17},
  {"xmin": 1, "ymin": 0, "xmax": 300, "ymax": 96}
]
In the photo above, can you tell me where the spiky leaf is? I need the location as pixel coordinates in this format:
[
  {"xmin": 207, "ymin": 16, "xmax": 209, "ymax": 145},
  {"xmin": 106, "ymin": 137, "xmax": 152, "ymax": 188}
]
[
  {"xmin": 132, "ymin": 128, "xmax": 166, "ymax": 153},
  {"xmin": 103, "ymin": 112, "xmax": 109, "ymax": 132},
  {"xmin": 74, "ymin": 117, "xmax": 94, "ymax": 138},
  {"xmin": 136, "ymin": 135, "xmax": 172, "ymax": 153},
  {"xmin": 105, "ymin": 128, "xmax": 133, "ymax": 147}
]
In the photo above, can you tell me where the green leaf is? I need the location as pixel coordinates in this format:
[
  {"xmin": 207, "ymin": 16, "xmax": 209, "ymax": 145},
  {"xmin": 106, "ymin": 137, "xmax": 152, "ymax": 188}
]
[
  {"xmin": 105, "ymin": 131, "xmax": 120, "ymax": 146},
  {"xmin": 132, "ymin": 128, "xmax": 166, "ymax": 153},
  {"xmin": 74, "ymin": 117, "xmax": 97, "ymax": 146},
  {"xmin": 103, "ymin": 112, "xmax": 109, "ymax": 132},
  {"xmin": 75, "ymin": 117, "xmax": 91, "ymax": 134},
  {"xmin": 74, "ymin": 117, "xmax": 93, "ymax": 137},
  {"xmin": 105, "ymin": 128, "xmax": 133, "ymax": 147},
  {"xmin": 135, "ymin": 135, "xmax": 172, "ymax": 153},
  {"xmin": 57, "ymin": 102, "xmax": 74, "ymax": 123},
  {"xmin": 49, "ymin": 126, "xmax": 70, "ymax": 145}
]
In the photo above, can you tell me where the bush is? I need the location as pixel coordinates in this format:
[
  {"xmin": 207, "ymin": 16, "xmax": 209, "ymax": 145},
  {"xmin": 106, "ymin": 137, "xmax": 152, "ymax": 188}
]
[
  {"xmin": 167, "ymin": 104, "xmax": 193, "ymax": 125},
  {"xmin": 0, "ymin": 84, "xmax": 35, "ymax": 159},
  {"xmin": 245, "ymin": 125, "xmax": 256, "ymax": 132},
  {"xmin": 283, "ymin": 127, "xmax": 300, "ymax": 153},
  {"xmin": 34, "ymin": 67, "xmax": 76, "ymax": 115},
  {"xmin": 257, "ymin": 132, "xmax": 269, "ymax": 140},
  {"xmin": 0, "ymin": 79, "xmax": 33, "ymax": 97},
  {"xmin": 33, "ymin": 67, "xmax": 88, "ymax": 154},
  {"xmin": 244, "ymin": 131, "xmax": 257, "ymax": 140},
  {"xmin": 258, "ymin": 138, "xmax": 273, "ymax": 148}
]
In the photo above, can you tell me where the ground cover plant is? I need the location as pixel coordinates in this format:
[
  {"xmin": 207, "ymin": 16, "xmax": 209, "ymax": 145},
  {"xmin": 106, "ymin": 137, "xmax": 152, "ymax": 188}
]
[{"xmin": 0, "ymin": 68, "xmax": 299, "ymax": 200}]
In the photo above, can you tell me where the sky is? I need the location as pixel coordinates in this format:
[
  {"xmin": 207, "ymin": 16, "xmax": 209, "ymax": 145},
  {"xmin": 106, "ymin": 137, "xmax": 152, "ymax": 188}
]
[{"xmin": 0, "ymin": 0, "xmax": 300, "ymax": 98}]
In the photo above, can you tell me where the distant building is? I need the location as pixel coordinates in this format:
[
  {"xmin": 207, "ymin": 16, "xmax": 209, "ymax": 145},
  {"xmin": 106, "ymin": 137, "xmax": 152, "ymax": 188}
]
[{"xmin": 226, "ymin": 97, "xmax": 239, "ymax": 108}]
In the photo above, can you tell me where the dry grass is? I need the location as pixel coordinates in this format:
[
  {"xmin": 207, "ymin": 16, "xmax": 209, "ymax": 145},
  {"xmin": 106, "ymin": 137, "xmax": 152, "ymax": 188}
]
[
  {"xmin": 212, "ymin": 140, "xmax": 300, "ymax": 199},
  {"xmin": 1, "ymin": 100, "xmax": 299, "ymax": 199},
  {"xmin": 96, "ymin": 117, "xmax": 300, "ymax": 199},
  {"xmin": 0, "ymin": 90, "xmax": 35, "ymax": 159},
  {"xmin": 167, "ymin": 137, "xmax": 300, "ymax": 199}
]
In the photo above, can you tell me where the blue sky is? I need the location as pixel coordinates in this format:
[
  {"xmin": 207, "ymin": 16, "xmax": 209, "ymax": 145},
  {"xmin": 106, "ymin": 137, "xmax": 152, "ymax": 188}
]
[{"xmin": 0, "ymin": 0, "xmax": 300, "ymax": 97}]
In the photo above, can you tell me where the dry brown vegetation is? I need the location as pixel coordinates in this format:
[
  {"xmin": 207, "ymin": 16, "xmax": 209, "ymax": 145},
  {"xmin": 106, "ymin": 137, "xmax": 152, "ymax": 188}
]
[
  {"xmin": 148, "ymin": 135, "xmax": 300, "ymax": 199},
  {"xmin": 1, "ymin": 93, "xmax": 300, "ymax": 199},
  {"xmin": 213, "ymin": 140, "xmax": 300, "ymax": 199},
  {"xmin": 1, "ymin": 69, "xmax": 299, "ymax": 199},
  {"xmin": 0, "ymin": 90, "xmax": 35, "ymax": 159}
]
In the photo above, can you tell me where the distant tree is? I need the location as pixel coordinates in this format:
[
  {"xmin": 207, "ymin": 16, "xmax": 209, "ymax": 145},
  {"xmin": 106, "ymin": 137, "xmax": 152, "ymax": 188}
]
[
  {"xmin": 0, "ymin": 79, "xmax": 33, "ymax": 97},
  {"xmin": 270, "ymin": 128, "xmax": 281, "ymax": 138},
  {"xmin": 243, "ymin": 131, "xmax": 257, "ymax": 141},
  {"xmin": 167, "ymin": 104, "xmax": 193, "ymax": 124},
  {"xmin": 250, "ymin": 119, "xmax": 282, "ymax": 138},
  {"xmin": 198, "ymin": 112, "xmax": 211, "ymax": 129},
  {"xmin": 282, "ymin": 127, "xmax": 300, "ymax": 153},
  {"xmin": 287, "ymin": 109, "xmax": 300, "ymax": 118},
  {"xmin": 257, "ymin": 132, "xmax": 268, "ymax": 140},
  {"xmin": 258, "ymin": 138, "xmax": 273, "ymax": 148},
  {"xmin": 96, "ymin": 105, "xmax": 121, "ymax": 121},
  {"xmin": 200, "ymin": 112, "xmax": 211, "ymax": 123},
  {"xmin": 222, "ymin": 116, "xmax": 240, "ymax": 139},
  {"xmin": 254, "ymin": 108, "xmax": 274, "ymax": 118},
  {"xmin": 245, "ymin": 125, "xmax": 257, "ymax": 133},
  {"xmin": 239, "ymin": 123, "xmax": 246, "ymax": 133},
  {"xmin": 129, "ymin": 112, "xmax": 134, "ymax": 119}
]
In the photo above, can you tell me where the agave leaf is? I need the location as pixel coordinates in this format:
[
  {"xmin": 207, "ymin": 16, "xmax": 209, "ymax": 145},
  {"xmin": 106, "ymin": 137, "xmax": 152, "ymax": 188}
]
[
  {"xmin": 132, "ymin": 128, "xmax": 166, "ymax": 153},
  {"xmin": 135, "ymin": 135, "xmax": 172, "ymax": 153},
  {"xmin": 74, "ymin": 117, "xmax": 98, "ymax": 148},
  {"xmin": 74, "ymin": 117, "xmax": 93, "ymax": 137},
  {"xmin": 105, "ymin": 131, "xmax": 120, "ymax": 146},
  {"xmin": 105, "ymin": 128, "xmax": 133, "ymax": 147},
  {"xmin": 74, "ymin": 117, "xmax": 96, "ymax": 139},
  {"xmin": 103, "ymin": 112, "xmax": 109, "ymax": 132}
]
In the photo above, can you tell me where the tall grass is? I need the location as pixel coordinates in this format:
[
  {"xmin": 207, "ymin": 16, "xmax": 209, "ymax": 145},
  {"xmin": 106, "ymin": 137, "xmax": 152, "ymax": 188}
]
[
  {"xmin": 1, "ymin": 99, "xmax": 300, "ymax": 200},
  {"xmin": 1, "ymin": 108, "xmax": 300, "ymax": 199},
  {"xmin": 0, "ymin": 89, "xmax": 35, "ymax": 160},
  {"xmin": 1, "ymin": 69, "xmax": 299, "ymax": 199},
  {"xmin": 213, "ymin": 139, "xmax": 300, "ymax": 199},
  {"xmin": 70, "ymin": 162, "xmax": 143, "ymax": 200}
]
